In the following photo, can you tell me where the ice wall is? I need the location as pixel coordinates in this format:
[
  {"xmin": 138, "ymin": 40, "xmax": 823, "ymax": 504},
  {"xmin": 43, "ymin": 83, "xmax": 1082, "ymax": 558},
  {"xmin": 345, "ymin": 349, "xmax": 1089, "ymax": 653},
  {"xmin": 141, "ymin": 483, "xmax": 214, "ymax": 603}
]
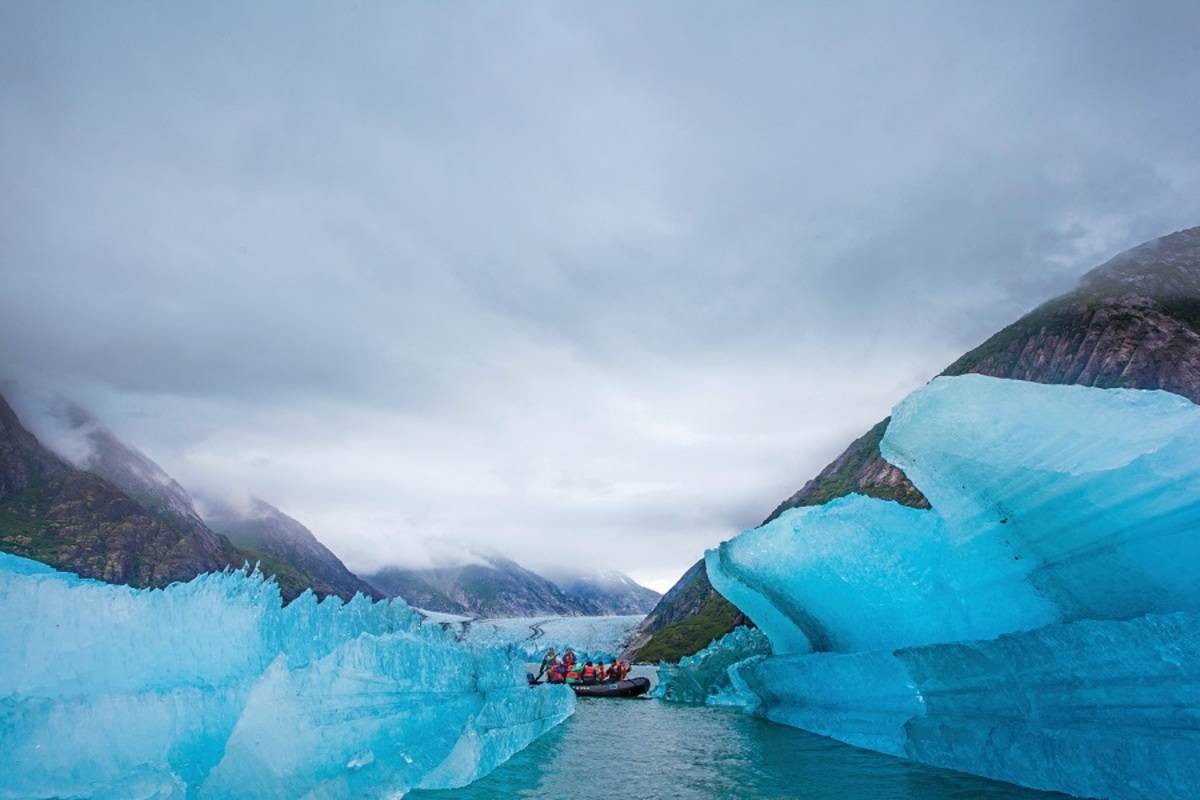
[
  {"xmin": 654, "ymin": 625, "xmax": 770, "ymax": 706},
  {"xmin": 701, "ymin": 376, "xmax": 1200, "ymax": 799},
  {"xmin": 732, "ymin": 611, "xmax": 1200, "ymax": 800},
  {"xmin": 0, "ymin": 554, "xmax": 574, "ymax": 800}
]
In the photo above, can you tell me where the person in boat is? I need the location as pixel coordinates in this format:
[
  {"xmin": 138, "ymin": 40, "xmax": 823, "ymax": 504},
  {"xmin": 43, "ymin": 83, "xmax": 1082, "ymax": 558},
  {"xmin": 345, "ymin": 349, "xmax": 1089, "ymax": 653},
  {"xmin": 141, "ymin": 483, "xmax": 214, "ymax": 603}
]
[
  {"xmin": 595, "ymin": 661, "xmax": 607, "ymax": 682},
  {"xmin": 581, "ymin": 661, "xmax": 597, "ymax": 684},
  {"xmin": 563, "ymin": 648, "xmax": 576, "ymax": 672},
  {"xmin": 536, "ymin": 648, "xmax": 557, "ymax": 681},
  {"xmin": 547, "ymin": 662, "xmax": 566, "ymax": 684}
]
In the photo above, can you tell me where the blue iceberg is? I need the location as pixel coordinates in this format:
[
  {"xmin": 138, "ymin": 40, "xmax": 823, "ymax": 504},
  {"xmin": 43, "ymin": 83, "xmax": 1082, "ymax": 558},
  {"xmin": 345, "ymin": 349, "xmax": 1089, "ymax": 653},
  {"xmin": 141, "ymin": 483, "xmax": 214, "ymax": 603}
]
[
  {"xmin": 654, "ymin": 625, "xmax": 770, "ymax": 706},
  {"xmin": 698, "ymin": 375, "xmax": 1200, "ymax": 799},
  {"xmin": 0, "ymin": 555, "xmax": 574, "ymax": 800}
]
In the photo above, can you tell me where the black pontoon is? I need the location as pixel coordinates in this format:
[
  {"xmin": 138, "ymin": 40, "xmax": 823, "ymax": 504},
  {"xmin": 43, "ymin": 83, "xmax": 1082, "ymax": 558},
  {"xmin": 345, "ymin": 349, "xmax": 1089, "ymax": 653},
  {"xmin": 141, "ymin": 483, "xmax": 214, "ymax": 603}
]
[{"xmin": 527, "ymin": 674, "xmax": 651, "ymax": 698}]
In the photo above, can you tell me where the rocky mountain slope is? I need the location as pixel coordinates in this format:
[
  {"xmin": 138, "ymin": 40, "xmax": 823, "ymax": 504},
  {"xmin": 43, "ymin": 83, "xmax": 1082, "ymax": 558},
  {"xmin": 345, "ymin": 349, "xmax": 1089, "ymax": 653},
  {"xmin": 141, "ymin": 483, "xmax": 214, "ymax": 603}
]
[
  {"xmin": 366, "ymin": 554, "xmax": 579, "ymax": 616},
  {"xmin": 621, "ymin": 559, "xmax": 748, "ymax": 662},
  {"xmin": 0, "ymin": 394, "xmax": 375, "ymax": 601},
  {"xmin": 57, "ymin": 404, "xmax": 208, "ymax": 532},
  {"xmin": 367, "ymin": 556, "xmax": 659, "ymax": 617},
  {"xmin": 0, "ymin": 394, "xmax": 239, "ymax": 586},
  {"xmin": 539, "ymin": 567, "xmax": 660, "ymax": 615},
  {"xmin": 632, "ymin": 225, "xmax": 1200, "ymax": 662},
  {"xmin": 202, "ymin": 496, "xmax": 381, "ymax": 602}
]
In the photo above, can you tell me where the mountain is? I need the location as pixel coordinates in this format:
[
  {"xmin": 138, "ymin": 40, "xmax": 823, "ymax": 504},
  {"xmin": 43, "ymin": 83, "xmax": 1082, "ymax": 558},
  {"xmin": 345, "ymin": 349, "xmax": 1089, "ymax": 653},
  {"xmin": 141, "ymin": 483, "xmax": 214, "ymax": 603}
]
[
  {"xmin": 631, "ymin": 225, "xmax": 1200, "ymax": 662},
  {"xmin": 0, "ymin": 393, "xmax": 239, "ymax": 586},
  {"xmin": 540, "ymin": 567, "xmax": 660, "ymax": 615},
  {"xmin": 621, "ymin": 559, "xmax": 748, "ymax": 662},
  {"xmin": 366, "ymin": 553, "xmax": 581, "ymax": 617},
  {"xmin": 201, "ymin": 496, "xmax": 381, "ymax": 602},
  {"xmin": 365, "ymin": 555, "xmax": 657, "ymax": 617},
  {"xmin": 0, "ymin": 394, "xmax": 376, "ymax": 602},
  {"xmin": 56, "ymin": 403, "xmax": 208, "ymax": 533}
]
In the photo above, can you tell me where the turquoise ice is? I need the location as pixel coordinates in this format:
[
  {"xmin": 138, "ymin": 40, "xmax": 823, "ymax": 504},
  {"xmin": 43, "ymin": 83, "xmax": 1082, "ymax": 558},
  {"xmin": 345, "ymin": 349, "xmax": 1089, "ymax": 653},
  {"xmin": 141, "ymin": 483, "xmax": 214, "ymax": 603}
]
[
  {"xmin": 654, "ymin": 625, "xmax": 770, "ymax": 706},
  {"xmin": 0, "ymin": 555, "xmax": 574, "ymax": 800},
  {"xmin": 694, "ymin": 375, "xmax": 1200, "ymax": 799}
]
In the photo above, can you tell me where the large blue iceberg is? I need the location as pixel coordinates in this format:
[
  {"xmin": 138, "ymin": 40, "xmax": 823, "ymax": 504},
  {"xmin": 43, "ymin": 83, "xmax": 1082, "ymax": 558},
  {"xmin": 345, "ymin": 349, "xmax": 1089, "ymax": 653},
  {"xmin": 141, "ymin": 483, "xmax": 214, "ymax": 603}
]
[
  {"xmin": 0, "ymin": 554, "xmax": 574, "ymax": 799},
  {"xmin": 687, "ymin": 375, "xmax": 1200, "ymax": 799}
]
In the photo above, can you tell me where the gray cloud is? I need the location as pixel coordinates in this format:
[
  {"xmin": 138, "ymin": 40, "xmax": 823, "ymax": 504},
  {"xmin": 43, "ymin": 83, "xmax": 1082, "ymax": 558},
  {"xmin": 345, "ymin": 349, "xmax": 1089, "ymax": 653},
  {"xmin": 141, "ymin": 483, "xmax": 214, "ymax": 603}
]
[{"xmin": 3, "ymin": 1, "xmax": 1199, "ymax": 590}]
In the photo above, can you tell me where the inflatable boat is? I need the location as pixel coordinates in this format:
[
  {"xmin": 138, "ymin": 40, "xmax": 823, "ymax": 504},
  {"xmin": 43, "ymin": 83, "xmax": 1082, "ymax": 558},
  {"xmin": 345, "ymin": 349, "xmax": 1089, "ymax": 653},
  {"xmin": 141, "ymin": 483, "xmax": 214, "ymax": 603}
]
[
  {"xmin": 570, "ymin": 677, "xmax": 651, "ymax": 698},
  {"xmin": 527, "ymin": 674, "xmax": 651, "ymax": 698}
]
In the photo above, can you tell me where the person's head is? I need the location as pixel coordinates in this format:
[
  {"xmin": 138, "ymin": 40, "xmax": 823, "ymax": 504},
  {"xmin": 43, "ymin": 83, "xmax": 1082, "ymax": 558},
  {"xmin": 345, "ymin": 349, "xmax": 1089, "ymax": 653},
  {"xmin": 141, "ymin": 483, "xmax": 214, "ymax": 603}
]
[{"xmin": 586, "ymin": 661, "xmax": 593, "ymax": 666}]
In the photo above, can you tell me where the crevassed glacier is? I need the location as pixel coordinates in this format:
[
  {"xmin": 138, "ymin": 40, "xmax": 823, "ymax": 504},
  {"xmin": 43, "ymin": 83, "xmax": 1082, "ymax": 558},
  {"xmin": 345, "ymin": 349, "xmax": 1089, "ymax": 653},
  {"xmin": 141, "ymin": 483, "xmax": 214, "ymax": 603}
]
[
  {"xmin": 0, "ymin": 554, "xmax": 574, "ymax": 800},
  {"xmin": 695, "ymin": 375, "xmax": 1200, "ymax": 800},
  {"xmin": 454, "ymin": 615, "xmax": 644, "ymax": 662}
]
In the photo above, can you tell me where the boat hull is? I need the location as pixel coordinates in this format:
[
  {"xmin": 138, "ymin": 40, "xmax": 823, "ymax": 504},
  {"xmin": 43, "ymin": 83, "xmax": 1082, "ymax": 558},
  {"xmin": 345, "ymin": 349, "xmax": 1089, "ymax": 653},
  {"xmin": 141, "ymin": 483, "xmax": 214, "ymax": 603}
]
[{"xmin": 570, "ymin": 677, "xmax": 651, "ymax": 698}]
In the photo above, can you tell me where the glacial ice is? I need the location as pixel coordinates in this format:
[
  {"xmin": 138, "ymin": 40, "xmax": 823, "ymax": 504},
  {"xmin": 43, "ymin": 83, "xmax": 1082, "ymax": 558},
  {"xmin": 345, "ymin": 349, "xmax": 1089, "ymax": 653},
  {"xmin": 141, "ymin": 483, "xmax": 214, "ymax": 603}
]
[
  {"xmin": 654, "ymin": 625, "xmax": 770, "ymax": 706},
  {"xmin": 0, "ymin": 554, "xmax": 574, "ymax": 800},
  {"xmin": 693, "ymin": 375, "xmax": 1200, "ymax": 800},
  {"xmin": 446, "ymin": 615, "xmax": 644, "ymax": 662}
]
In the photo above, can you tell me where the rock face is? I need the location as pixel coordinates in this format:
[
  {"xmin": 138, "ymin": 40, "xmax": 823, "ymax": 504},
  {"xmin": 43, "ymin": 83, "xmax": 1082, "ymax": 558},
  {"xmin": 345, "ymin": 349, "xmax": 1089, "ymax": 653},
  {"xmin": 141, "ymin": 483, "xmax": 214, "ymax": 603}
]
[
  {"xmin": 59, "ymin": 403, "xmax": 208, "ymax": 533},
  {"xmin": 0, "ymin": 394, "xmax": 239, "ymax": 587},
  {"xmin": 0, "ymin": 395, "xmax": 64, "ymax": 500},
  {"xmin": 622, "ymin": 558, "xmax": 749, "ymax": 663},
  {"xmin": 635, "ymin": 225, "xmax": 1200, "ymax": 662},
  {"xmin": 202, "ymin": 496, "xmax": 381, "ymax": 602},
  {"xmin": 0, "ymin": 394, "xmax": 376, "ymax": 601}
]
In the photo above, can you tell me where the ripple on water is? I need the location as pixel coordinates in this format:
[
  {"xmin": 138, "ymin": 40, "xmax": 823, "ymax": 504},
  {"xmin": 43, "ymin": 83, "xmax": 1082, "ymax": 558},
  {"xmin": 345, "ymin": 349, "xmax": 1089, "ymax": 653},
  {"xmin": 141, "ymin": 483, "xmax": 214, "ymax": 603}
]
[{"xmin": 412, "ymin": 696, "xmax": 1072, "ymax": 800}]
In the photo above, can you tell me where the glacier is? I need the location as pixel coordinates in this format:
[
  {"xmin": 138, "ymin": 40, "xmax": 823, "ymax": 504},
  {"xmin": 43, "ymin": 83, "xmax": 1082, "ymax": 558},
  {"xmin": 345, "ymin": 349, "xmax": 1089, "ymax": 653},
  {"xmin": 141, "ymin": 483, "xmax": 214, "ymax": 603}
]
[
  {"xmin": 0, "ymin": 554, "xmax": 574, "ymax": 800},
  {"xmin": 451, "ymin": 615, "xmax": 644, "ymax": 663},
  {"xmin": 686, "ymin": 375, "xmax": 1200, "ymax": 800}
]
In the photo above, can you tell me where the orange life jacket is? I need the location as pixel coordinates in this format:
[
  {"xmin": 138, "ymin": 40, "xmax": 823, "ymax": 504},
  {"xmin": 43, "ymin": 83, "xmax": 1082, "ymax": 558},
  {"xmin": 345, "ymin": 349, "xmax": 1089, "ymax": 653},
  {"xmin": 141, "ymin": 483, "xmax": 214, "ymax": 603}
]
[{"xmin": 582, "ymin": 665, "xmax": 596, "ymax": 679}]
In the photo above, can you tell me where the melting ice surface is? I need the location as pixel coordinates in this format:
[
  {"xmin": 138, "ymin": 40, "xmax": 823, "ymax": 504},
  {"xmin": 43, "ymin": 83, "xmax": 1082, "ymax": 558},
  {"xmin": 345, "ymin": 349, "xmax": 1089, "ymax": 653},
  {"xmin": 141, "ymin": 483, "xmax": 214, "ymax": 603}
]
[
  {"xmin": 0, "ymin": 555, "xmax": 574, "ymax": 800},
  {"xmin": 670, "ymin": 376, "xmax": 1200, "ymax": 800}
]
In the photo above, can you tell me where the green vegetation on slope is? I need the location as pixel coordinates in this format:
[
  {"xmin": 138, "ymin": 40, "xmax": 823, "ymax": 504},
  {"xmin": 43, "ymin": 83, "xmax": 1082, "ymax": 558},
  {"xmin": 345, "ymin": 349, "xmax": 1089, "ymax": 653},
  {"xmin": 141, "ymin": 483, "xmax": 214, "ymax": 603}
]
[
  {"xmin": 0, "ymin": 481, "xmax": 318, "ymax": 601},
  {"xmin": 635, "ymin": 591, "xmax": 744, "ymax": 663},
  {"xmin": 0, "ymin": 483, "xmax": 57, "ymax": 564}
]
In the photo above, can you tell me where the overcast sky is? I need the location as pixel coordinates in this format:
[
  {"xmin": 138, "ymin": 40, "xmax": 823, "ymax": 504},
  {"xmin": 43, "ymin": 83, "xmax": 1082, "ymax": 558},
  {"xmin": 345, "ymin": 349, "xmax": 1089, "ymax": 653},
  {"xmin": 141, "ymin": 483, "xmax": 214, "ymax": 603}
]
[{"xmin": 2, "ymin": 2, "xmax": 1199, "ymax": 591}]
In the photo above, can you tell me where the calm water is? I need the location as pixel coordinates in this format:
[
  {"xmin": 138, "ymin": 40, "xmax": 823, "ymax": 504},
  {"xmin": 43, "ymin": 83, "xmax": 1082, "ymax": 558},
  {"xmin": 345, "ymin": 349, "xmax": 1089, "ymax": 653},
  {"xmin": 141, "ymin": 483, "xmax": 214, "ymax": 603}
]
[{"xmin": 413, "ymin": 692, "xmax": 1068, "ymax": 800}]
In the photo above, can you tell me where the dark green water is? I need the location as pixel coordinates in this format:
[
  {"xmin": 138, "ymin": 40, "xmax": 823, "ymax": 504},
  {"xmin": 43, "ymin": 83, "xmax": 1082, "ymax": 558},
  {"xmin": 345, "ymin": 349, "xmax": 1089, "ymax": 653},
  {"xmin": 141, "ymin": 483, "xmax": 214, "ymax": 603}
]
[{"xmin": 413, "ymin": 697, "xmax": 1068, "ymax": 800}]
